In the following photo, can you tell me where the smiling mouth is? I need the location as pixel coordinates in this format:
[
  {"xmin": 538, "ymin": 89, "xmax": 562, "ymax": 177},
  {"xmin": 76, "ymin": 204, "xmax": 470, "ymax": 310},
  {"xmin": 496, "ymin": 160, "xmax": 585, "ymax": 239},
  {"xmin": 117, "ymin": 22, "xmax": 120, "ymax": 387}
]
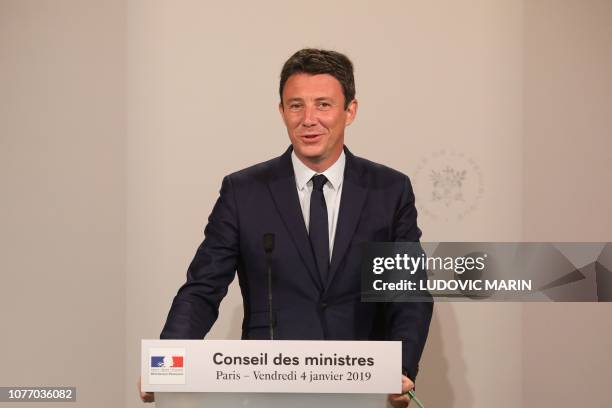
[{"xmin": 301, "ymin": 134, "xmax": 322, "ymax": 140}]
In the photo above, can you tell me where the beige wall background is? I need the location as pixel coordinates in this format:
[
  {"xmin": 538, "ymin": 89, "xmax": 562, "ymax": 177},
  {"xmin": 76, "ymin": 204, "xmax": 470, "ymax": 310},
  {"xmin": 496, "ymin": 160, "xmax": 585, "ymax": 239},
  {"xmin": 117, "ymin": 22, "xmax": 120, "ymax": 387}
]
[
  {"xmin": 0, "ymin": 1, "xmax": 126, "ymax": 407},
  {"xmin": 522, "ymin": 0, "xmax": 612, "ymax": 406},
  {"xmin": 1, "ymin": 1, "xmax": 610, "ymax": 407}
]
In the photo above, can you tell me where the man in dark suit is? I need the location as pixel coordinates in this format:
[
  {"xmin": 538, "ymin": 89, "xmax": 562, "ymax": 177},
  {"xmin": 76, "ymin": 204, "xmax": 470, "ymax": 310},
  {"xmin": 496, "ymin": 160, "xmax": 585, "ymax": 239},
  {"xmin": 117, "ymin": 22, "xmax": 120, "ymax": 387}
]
[{"xmin": 141, "ymin": 49, "xmax": 432, "ymax": 407}]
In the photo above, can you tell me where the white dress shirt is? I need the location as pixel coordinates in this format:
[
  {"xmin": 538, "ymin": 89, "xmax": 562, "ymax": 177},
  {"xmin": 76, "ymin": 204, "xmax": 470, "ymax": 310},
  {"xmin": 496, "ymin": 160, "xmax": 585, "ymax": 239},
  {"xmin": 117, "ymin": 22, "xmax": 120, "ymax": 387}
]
[{"xmin": 291, "ymin": 151, "xmax": 345, "ymax": 259}]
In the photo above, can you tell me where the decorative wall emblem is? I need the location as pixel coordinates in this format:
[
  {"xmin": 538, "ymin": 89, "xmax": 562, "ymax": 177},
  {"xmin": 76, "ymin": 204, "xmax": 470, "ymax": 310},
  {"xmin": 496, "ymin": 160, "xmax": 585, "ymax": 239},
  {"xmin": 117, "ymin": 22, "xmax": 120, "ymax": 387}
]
[{"xmin": 414, "ymin": 149, "xmax": 484, "ymax": 221}]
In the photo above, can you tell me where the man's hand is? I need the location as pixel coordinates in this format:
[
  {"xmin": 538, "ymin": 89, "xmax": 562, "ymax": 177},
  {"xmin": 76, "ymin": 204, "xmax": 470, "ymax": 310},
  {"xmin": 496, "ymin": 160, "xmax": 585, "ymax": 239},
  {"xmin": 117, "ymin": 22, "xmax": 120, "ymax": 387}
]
[
  {"xmin": 138, "ymin": 377, "xmax": 155, "ymax": 403},
  {"xmin": 387, "ymin": 375, "xmax": 414, "ymax": 408}
]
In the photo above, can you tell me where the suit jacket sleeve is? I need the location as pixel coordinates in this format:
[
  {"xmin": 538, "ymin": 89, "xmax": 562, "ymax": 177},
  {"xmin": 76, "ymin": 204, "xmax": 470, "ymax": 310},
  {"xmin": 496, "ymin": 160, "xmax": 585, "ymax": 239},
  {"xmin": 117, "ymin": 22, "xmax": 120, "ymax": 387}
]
[
  {"xmin": 160, "ymin": 175, "xmax": 240, "ymax": 339},
  {"xmin": 385, "ymin": 176, "xmax": 433, "ymax": 381}
]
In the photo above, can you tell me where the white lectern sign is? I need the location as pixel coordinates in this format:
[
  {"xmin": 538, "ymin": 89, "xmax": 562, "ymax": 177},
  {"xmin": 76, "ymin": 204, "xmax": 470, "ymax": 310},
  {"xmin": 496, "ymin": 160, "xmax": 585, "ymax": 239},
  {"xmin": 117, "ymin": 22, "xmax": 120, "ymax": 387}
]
[{"xmin": 141, "ymin": 340, "xmax": 401, "ymax": 394}]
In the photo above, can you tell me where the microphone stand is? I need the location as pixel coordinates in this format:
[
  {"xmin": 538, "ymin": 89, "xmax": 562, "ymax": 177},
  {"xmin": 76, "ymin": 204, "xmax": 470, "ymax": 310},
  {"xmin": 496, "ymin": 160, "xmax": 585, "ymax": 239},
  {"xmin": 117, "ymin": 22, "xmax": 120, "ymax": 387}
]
[{"xmin": 263, "ymin": 233, "xmax": 275, "ymax": 340}]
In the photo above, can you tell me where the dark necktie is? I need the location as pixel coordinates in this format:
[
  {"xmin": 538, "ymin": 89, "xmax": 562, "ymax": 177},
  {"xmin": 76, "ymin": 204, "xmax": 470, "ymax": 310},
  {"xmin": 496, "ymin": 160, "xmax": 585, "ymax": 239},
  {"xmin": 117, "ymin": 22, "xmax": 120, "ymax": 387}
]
[{"xmin": 309, "ymin": 174, "xmax": 329, "ymax": 283}]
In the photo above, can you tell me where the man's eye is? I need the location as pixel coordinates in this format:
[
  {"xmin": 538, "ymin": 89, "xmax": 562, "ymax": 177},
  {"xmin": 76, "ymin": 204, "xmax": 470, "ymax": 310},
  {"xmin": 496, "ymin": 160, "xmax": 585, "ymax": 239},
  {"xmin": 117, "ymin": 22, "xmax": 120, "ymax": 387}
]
[
  {"xmin": 289, "ymin": 104, "xmax": 302, "ymax": 110},
  {"xmin": 318, "ymin": 102, "xmax": 331, "ymax": 109}
]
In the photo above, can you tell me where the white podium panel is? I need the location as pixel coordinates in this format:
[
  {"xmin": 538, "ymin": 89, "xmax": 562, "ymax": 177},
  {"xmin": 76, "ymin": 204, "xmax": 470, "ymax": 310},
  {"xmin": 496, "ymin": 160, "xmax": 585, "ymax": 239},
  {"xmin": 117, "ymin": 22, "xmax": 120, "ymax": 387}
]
[
  {"xmin": 142, "ymin": 339, "xmax": 402, "ymax": 406},
  {"xmin": 156, "ymin": 392, "xmax": 390, "ymax": 408}
]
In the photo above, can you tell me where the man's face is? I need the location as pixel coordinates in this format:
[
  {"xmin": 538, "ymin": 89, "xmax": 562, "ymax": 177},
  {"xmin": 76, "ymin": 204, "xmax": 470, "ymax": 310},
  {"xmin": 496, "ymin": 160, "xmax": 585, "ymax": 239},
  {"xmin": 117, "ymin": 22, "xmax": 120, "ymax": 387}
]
[{"xmin": 279, "ymin": 73, "xmax": 357, "ymax": 170}]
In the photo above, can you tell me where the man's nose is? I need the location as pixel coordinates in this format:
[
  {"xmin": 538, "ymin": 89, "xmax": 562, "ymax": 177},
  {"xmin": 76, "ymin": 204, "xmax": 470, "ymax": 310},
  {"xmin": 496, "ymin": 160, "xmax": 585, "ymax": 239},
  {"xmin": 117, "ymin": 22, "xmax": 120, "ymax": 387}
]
[{"xmin": 302, "ymin": 105, "xmax": 317, "ymax": 126}]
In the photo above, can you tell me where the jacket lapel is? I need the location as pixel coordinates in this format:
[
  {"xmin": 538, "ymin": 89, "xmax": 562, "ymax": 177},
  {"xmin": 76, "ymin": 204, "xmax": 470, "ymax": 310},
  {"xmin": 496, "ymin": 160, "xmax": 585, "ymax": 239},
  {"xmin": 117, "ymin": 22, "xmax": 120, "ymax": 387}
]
[
  {"xmin": 267, "ymin": 147, "xmax": 323, "ymax": 290},
  {"xmin": 326, "ymin": 148, "xmax": 368, "ymax": 292}
]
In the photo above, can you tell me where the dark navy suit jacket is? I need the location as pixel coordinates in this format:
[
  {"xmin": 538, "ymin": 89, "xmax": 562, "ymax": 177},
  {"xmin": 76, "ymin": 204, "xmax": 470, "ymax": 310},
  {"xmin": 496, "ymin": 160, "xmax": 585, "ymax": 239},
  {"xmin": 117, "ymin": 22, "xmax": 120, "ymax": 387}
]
[{"xmin": 161, "ymin": 146, "xmax": 433, "ymax": 380}]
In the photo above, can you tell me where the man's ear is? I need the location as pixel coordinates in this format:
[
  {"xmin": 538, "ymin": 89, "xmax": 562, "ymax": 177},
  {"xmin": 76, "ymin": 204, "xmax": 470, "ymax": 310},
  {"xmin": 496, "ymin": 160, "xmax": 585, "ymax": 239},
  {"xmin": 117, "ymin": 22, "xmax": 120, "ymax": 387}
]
[
  {"xmin": 278, "ymin": 102, "xmax": 289, "ymax": 126},
  {"xmin": 345, "ymin": 99, "xmax": 358, "ymax": 126}
]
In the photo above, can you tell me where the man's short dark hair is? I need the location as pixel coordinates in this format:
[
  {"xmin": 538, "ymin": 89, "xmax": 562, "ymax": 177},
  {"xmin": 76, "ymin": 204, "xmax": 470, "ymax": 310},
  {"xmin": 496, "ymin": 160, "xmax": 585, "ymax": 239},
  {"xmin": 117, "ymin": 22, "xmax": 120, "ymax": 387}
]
[{"xmin": 279, "ymin": 48, "xmax": 355, "ymax": 110}]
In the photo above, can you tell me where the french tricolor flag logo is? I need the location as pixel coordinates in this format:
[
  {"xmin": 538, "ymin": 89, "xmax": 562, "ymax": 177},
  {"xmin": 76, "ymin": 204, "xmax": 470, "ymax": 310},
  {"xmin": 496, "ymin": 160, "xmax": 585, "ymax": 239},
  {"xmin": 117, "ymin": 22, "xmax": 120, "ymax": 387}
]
[{"xmin": 151, "ymin": 356, "xmax": 184, "ymax": 368}]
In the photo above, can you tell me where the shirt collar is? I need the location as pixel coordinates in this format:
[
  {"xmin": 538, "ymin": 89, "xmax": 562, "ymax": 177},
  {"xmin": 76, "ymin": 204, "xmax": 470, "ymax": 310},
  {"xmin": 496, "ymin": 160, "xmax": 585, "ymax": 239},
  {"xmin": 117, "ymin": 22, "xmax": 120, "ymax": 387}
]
[{"xmin": 291, "ymin": 150, "xmax": 345, "ymax": 191}]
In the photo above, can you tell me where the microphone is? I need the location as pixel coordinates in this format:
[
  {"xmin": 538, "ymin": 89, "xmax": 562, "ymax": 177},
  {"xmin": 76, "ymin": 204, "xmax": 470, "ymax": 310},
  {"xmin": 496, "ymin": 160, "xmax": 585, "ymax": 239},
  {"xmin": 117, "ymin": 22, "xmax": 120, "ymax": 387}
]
[
  {"xmin": 263, "ymin": 233, "xmax": 275, "ymax": 340},
  {"xmin": 263, "ymin": 233, "xmax": 275, "ymax": 254}
]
